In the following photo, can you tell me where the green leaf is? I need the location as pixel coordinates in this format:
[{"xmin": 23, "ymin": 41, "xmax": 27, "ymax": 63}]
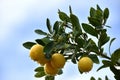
[
  {"xmin": 58, "ymin": 10, "xmax": 70, "ymax": 22},
  {"xmin": 110, "ymin": 66, "xmax": 120, "ymax": 80},
  {"xmin": 109, "ymin": 38, "xmax": 116, "ymax": 55},
  {"xmin": 103, "ymin": 8, "xmax": 109, "ymax": 25},
  {"xmin": 88, "ymin": 17, "xmax": 102, "ymax": 28},
  {"xmin": 34, "ymin": 67, "xmax": 46, "ymax": 78},
  {"xmin": 99, "ymin": 30, "xmax": 110, "ymax": 47},
  {"xmin": 35, "ymin": 39, "xmax": 45, "ymax": 46},
  {"xmin": 75, "ymin": 37, "xmax": 84, "ymax": 48},
  {"xmin": 69, "ymin": 6, "xmax": 72, "ymax": 14},
  {"xmin": 90, "ymin": 7, "xmax": 96, "ymax": 17},
  {"xmin": 71, "ymin": 53, "xmax": 77, "ymax": 64},
  {"xmin": 70, "ymin": 14, "xmax": 82, "ymax": 36},
  {"xmin": 88, "ymin": 54, "xmax": 99, "ymax": 64},
  {"xmin": 41, "ymin": 37, "xmax": 52, "ymax": 45},
  {"xmin": 44, "ymin": 41, "xmax": 55, "ymax": 59},
  {"xmin": 95, "ymin": 10, "xmax": 103, "ymax": 19},
  {"xmin": 34, "ymin": 66, "xmax": 44, "ymax": 72},
  {"xmin": 97, "ymin": 65, "xmax": 107, "ymax": 71},
  {"xmin": 46, "ymin": 18, "xmax": 53, "ymax": 34},
  {"xmin": 102, "ymin": 60, "xmax": 113, "ymax": 66},
  {"xmin": 23, "ymin": 42, "xmax": 36, "ymax": 49},
  {"xmin": 103, "ymin": 8, "xmax": 109, "ymax": 19},
  {"xmin": 55, "ymin": 42, "xmax": 66, "ymax": 50},
  {"xmin": 98, "ymin": 77, "xmax": 102, "ymax": 80},
  {"xmin": 111, "ymin": 48, "xmax": 120, "ymax": 64},
  {"xmin": 36, "ymin": 37, "xmax": 51, "ymax": 46},
  {"xmin": 35, "ymin": 29, "xmax": 47, "ymax": 35},
  {"xmin": 57, "ymin": 69, "xmax": 63, "ymax": 75},
  {"xmin": 105, "ymin": 76, "xmax": 109, "ymax": 80},
  {"xmin": 84, "ymin": 39, "xmax": 99, "ymax": 53},
  {"xmin": 82, "ymin": 23, "xmax": 98, "ymax": 38},
  {"xmin": 90, "ymin": 76, "xmax": 96, "ymax": 80},
  {"xmin": 53, "ymin": 21, "xmax": 59, "ymax": 34},
  {"xmin": 45, "ymin": 76, "xmax": 55, "ymax": 80},
  {"xmin": 97, "ymin": 60, "xmax": 112, "ymax": 71},
  {"xmin": 96, "ymin": 4, "xmax": 102, "ymax": 12},
  {"xmin": 34, "ymin": 71, "xmax": 46, "ymax": 78}
]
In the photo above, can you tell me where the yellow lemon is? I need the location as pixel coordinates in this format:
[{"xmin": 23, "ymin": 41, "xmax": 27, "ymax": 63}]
[
  {"xmin": 51, "ymin": 53, "xmax": 66, "ymax": 69},
  {"xmin": 44, "ymin": 61, "xmax": 58, "ymax": 76},
  {"xmin": 78, "ymin": 57, "xmax": 93, "ymax": 72},
  {"xmin": 29, "ymin": 44, "xmax": 48, "ymax": 65}
]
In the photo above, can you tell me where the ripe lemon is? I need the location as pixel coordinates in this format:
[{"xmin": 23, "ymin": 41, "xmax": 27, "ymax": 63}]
[
  {"xmin": 29, "ymin": 44, "xmax": 48, "ymax": 65},
  {"xmin": 44, "ymin": 61, "xmax": 58, "ymax": 76},
  {"xmin": 51, "ymin": 53, "xmax": 66, "ymax": 69},
  {"xmin": 78, "ymin": 57, "xmax": 93, "ymax": 72}
]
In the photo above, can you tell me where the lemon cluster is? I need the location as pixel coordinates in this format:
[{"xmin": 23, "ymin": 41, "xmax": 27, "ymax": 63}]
[{"xmin": 29, "ymin": 44, "xmax": 66, "ymax": 76}]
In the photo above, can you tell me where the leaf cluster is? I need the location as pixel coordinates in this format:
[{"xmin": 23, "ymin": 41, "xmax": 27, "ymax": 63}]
[{"xmin": 23, "ymin": 5, "xmax": 120, "ymax": 80}]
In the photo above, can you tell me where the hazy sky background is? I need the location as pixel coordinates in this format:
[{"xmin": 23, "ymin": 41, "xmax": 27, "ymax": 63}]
[{"xmin": 0, "ymin": 0, "xmax": 120, "ymax": 80}]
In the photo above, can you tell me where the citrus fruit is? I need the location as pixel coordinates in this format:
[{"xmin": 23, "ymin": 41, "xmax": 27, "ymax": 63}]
[
  {"xmin": 51, "ymin": 53, "xmax": 66, "ymax": 69},
  {"xmin": 29, "ymin": 44, "xmax": 48, "ymax": 65},
  {"xmin": 44, "ymin": 61, "xmax": 58, "ymax": 76},
  {"xmin": 78, "ymin": 57, "xmax": 93, "ymax": 72}
]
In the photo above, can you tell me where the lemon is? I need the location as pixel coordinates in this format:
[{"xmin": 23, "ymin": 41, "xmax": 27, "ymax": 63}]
[
  {"xmin": 29, "ymin": 44, "xmax": 48, "ymax": 65},
  {"xmin": 44, "ymin": 61, "xmax": 58, "ymax": 76},
  {"xmin": 78, "ymin": 57, "xmax": 93, "ymax": 72},
  {"xmin": 51, "ymin": 53, "xmax": 66, "ymax": 69}
]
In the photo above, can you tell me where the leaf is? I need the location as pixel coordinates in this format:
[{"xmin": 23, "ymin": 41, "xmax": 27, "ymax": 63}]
[
  {"xmin": 34, "ymin": 66, "xmax": 44, "ymax": 72},
  {"xmin": 99, "ymin": 36, "xmax": 110, "ymax": 47},
  {"xmin": 53, "ymin": 21, "xmax": 59, "ymax": 34},
  {"xmin": 90, "ymin": 76, "xmax": 96, "ymax": 80},
  {"xmin": 69, "ymin": 6, "xmax": 72, "ymax": 14},
  {"xmin": 88, "ymin": 17, "xmax": 102, "ymax": 28},
  {"xmin": 70, "ymin": 13, "xmax": 82, "ymax": 36},
  {"xmin": 103, "ymin": 8, "xmax": 109, "ymax": 25},
  {"xmin": 82, "ymin": 23, "xmax": 98, "ymax": 38},
  {"xmin": 46, "ymin": 18, "xmax": 53, "ymax": 34},
  {"xmin": 109, "ymin": 38, "xmax": 116, "ymax": 55},
  {"xmin": 41, "ymin": 37, "xmax": 52, "ymax": 45},
  {"xmin": 44, "ymin": 41, "xmax": 55, "ymax": 59},
  {"xmin": 71, "ymin": 53, "xmax": 77, "ymax": 64},
  {"xmin": 105, "ymin": 76, "xmax": 109, "ymax": 80},
  {"xmin": 23, "ymin": 42, "xmax": 36, "ymax": 49},
  {"xmin": 90, "ymin": 7, "xmax": 96, "ymax": 17},
  {"xmin": 110, "ymin": 66, "xmax": 120, "ymax": 80},
  {"xmin": 58, "ymin": 10, "xmax": 70, "ymax": 22},
  {"xmin": 35, "ymin": 29, "xmax": 47, "ymax": 35},
  {"xmin": 88, "ymin": 54, "xmax": 99, "ymax": 64},
  {"xmin": 97, "ymin": 60, "xmax": 112, "ymax": 71},
  {"xmin": 75, "ymin": 37, "xmax": 84, "ymax": 48},
  {"xmin": 45, "ymin": 76, "xmax": 55, "ymax": 80},
  {"xmin": 96, "ymin": 4, "xmax": 102, "ymax": 12},
  {"xmin": 84, "ymin": 39, "xmax": 99, "ymax": 53},
  {"xmin": 97, "ymin": 65, "xmax": 107, "ymax": 71},
  {"xmin": 103, "ymin": 8, "xmax": 109, "ymax": 19},
  {"xmin": 36, "ymin": 37, "xmax": 51, "ymax": 46},
  {"xmin": 35, "ymin": 39, "xmax": 45, "ymax": 46},
  {"xmin": 98, "ymin": 77, "xmax": 102, "ymax": 80},
  {"xmin": 102, "ymin": 60, "xmax": 113, "ymax": 66},
  {"xmin": 111, "ymin": 48, "xmax": 120, "ymax": 64},
  {"xmin": 34, "ymin": 71, "xmax": 46, "ymax": 78},
  {"xmin": 99, "ymin": 30, "xmax": 110, "ymax": 47},
  {"xmin": 95, "ymin": 10, "xmax": 103, "ymax": 19},
  {"xmin": 57, "ymin": 69, "xmax": 63, "ymax": 75}
]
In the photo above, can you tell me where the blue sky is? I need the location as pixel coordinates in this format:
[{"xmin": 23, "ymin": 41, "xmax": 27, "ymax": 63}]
[{"xmin": 0, "ymin": 0, "xmax": 120, "ymax": 80}]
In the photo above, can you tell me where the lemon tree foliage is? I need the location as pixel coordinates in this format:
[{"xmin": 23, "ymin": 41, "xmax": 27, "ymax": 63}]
[{"xmin": 23, "ymin": 5, "xmax": 120, "ymax": 80}]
